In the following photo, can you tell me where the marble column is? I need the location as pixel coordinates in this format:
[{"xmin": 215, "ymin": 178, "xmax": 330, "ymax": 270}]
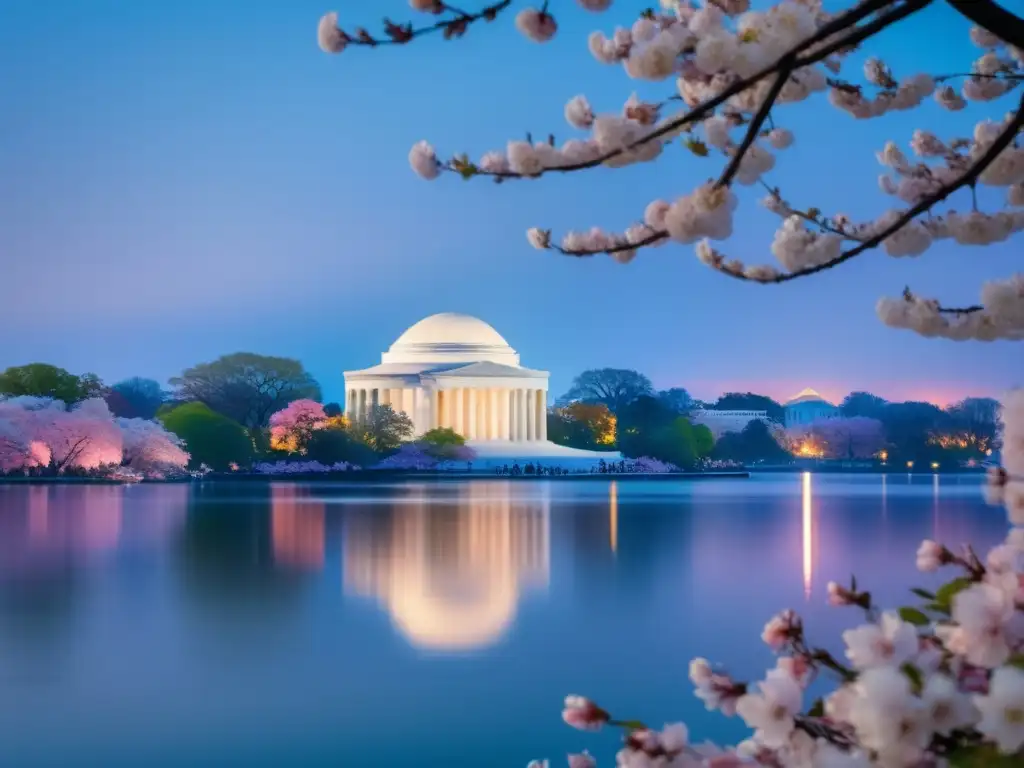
[
  {"xmin": 345, "ymin": 389, "xmax": 355, "ymax": 422},
  {"xmin": 500, "ymin": 389, "xmax": 511, "ymax": 439},
  {"xmin": 489, "ymin": 389, "xmax": 499, "ymax": 440},
  {"xmin": 452, "ymin": 388, "xmax": 463, "ymax": 435},
  {"xmin": 440, "ymin": 389, "xmax": 451, "ymax": 430},
  {"xmin": 538, "ymin": 391, "xmax": 548, "ymax": 441},
  {"xmin": 516, "ymin": 389, "xmax": 527, "ymax": 441},
  {"xmin": 430, "ymin": 389, "xmax": 440, "ymax": 430},
  {"xmin": 379, "ymin": 388, "xmax": 391, "ymax": 408},
  {"xmin": 467, "ymin": 389, "xmax": 478, "ymax": 440},
  {"xmin": 526, "ymin": 390, "xmax": 536, "ymax": 441}
]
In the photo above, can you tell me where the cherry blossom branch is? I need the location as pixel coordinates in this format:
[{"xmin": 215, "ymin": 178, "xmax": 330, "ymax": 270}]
[
  {"xmin": 717, "ymin": 72, "xmax": 789, "ymax": 187},
  {"xmin": 758, "ymin": 181, "xmax": 867, "ymax": 242},
  {"xmin": 433, "ymin": 0, "xmax": 928, "ymax": 181},
  {"xmin": 711, "ymin": 93, "xmax": 1024, "ymax": 284},
  {"xmin": 317, "ymin": 0, "xmax": 512, "ymax": 51},
  {"xmin": 945, "ymin": 0, "xmax": 1024, "ymax": 49}
]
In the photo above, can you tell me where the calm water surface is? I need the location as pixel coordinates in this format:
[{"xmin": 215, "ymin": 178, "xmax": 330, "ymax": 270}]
[{"xmin": 0, "ymin": 474, "xmax": 1008, "ymax": 767}]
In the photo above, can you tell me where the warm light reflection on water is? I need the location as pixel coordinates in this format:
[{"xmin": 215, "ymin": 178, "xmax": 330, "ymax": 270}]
[
  {"xmin": 802, "ymin": 472, "xmax": 814, "ymax": 599},
  {"xmin": 270, "ymin": 484, "xmax": 325, "ymax": 570},
  {"xmin": 342, "ymin": 482, "xmax": 551, "ymax": 652}
]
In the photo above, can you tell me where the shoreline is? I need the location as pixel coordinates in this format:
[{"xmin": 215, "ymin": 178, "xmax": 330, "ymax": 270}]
[
  {"xmin": 0, "ymin": 470, "xmax": 750, "ymax": 485},
  {"xmin": 0, "ymin": 467, "xmax": 992, "ymax": 485}
]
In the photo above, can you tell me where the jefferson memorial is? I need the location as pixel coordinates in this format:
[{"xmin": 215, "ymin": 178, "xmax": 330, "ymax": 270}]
[{"xmin": 344, "ymin": 313, "xmax": 621, "ymax": 466}]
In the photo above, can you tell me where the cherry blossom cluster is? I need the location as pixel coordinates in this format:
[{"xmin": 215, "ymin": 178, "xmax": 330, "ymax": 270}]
[
  {"xmin": 0, "ymin": 396, "xmax": 188, "ymax": 478},
  {"xmin": 269, "ymin": 398, "xmax": 333, "ymax": 453},
  {"xmin": 322, "ymin": 0, "xmax": 1024, "ymax": 340},
  {"xmin": 629, "ymin": 456, "xmax": 680, "ymax": 473},
  {"xmin": 373, "ymin": 443, "xmax": 440, "ymax": 470},
  {"xmin": 876, "ymin": 275, "xmax": 1024, "ymax": 341},
  {"xmin": 526, "ymin": 390, "xmax": 1024, "ymax": 766},
  {"xmin": 372, "ymin": 441, "xmax": 477, "ymax": 469},
  {"xmin": 252, "ymin": 460, "xmax": 359, "ymax": 474}
]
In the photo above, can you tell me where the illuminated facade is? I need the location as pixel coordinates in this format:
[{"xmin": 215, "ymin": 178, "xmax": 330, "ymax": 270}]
[{"xmin": 344, "ymin": 312, "xmax": 621, "ymax": 465}]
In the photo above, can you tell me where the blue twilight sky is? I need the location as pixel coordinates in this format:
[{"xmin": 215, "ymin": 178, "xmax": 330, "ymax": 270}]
[{"xmin": 1, "ymin": 0, "xmax": 1021, "ymax": 407}]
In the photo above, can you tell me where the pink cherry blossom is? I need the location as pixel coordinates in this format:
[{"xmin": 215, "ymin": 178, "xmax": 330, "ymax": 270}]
[{"xmin": 561, "ymin": 695, "xmax": 609, "ymax": 731}]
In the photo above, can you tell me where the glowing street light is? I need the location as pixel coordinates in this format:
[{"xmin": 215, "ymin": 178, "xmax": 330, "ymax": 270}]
[
  {"xmin": 931, "ymin": 461, "xmax": 940, "ymax": 470},
  {"xmin": 906, "ymin": 461, "xmax": 914, "ymax": 469}
]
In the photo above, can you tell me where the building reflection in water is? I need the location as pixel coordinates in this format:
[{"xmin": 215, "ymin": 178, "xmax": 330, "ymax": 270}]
[
  {"xmin": 270, "ymin": 484, "xmax": 325, "ymax": 570},
  {"xmin": 343, "ymin": 482, "xmax": 550, "ymax": 652},
  {"xmin": 802, "ymin": 472, "xmax": 814, "ymax": 600}
]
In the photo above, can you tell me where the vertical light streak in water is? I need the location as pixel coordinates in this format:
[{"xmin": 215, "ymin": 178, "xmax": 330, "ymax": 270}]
[
  {"xmin": 609, "ymin": 481, "xmax": 618, "ymax": 555},
  {"xmin": 802, "ymin": 472, "xmax": 813, "ymax": 600},
  {"xmin": 933, "ymin": 473, "xmax": 940, "ymax": 540}
]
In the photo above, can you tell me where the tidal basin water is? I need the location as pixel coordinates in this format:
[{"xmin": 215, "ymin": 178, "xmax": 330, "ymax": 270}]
[{"xmin": 0, "ymin": 474, "xmax": 1008, "ymax": 767}]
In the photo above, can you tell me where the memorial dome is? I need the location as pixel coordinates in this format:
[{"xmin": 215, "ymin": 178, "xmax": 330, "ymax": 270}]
[{"xmin": 382, "ymin": 312, "xmax": 520, "ymax": 365}]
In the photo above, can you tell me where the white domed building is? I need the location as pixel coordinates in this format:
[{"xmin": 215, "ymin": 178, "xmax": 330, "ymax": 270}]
[{"xmin": 343, "ymin": 313, "xmax": 622, "ymax": 467}]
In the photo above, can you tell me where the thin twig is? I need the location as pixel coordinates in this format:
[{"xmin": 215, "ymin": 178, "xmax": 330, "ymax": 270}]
[{"xmin": 339, "ymin": 0, "xmax": 512, "ymax": 47}]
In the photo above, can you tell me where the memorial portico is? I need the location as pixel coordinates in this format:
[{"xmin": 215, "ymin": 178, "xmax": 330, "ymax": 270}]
[{"xmin": 343, "ymin": 312, "xmax": 621, "ymax": 466}]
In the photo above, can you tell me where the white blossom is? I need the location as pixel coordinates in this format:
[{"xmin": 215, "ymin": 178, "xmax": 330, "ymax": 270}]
[
  {"xmin": 735, "ymin": 669, "xmax": 802, "ymax": 748},
  {"xmin": 317, "ymin": 12, "xmax": 347, "ymax": 54},
  {"xmin": 975, "ymin": 666, "xmax": 1024, "ymax": 754},
  {"xmin": 565, "ymin": 95, "xmax": 595, "ymax": 129},
  {"xmin": 408, "ymin": 141, "xmax": 440, "ymax": 180},
  {"xmin": 842, "ymin": 612, "xmax": 919, "ymax": 670},
  {"xmin": 515, "ymin": 9, "xmax": 557, "ymax": 43}
]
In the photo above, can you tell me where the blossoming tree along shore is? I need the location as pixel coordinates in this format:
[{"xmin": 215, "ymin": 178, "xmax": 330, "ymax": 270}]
[
  {"xmin": 319, "ymin": 0, "xmax": 1024, "ymax": 341},
  {"xmin": 0, "ymin": 396, "xmax": 189, "ymax": 478}
]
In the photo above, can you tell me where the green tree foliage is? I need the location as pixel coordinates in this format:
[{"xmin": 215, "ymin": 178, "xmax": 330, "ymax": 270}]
[
  {"xmin": 878, "ymin": 401, "xmax": 951, "ymax": 463},
  {"xmin": 548, "ymin": 402, "xmax": 616, "ymax": 449},
  {"xmin": 169, "ymin": 353, "xmax": 321, "ymax": 433},
  {"xmin": 352, "ymin": 404, "xmax": 414, "ymax": 453},
  {"xmin": 618, "ymin": 395, "xmax": 675, "ymax": 436},
  {"xmin": 657, "ymin": 387, "xmax": 695, "ymax": 415},
  {"xmin": 614, "ymin": 396, "xmax": 710, "ymax": 468},
  {"xmin": 713, "ymin": 392, "xmax": 784, "ymax": 423},
  {"xmin": 945, "ymin": 397, "xmax": 1001, "ymax": 454},
  {"xmin": 106, "ymin": 377, "xmax": 166, "ymax": 419},
  {"xmin": 159, "ymin": 402, "xmax": 255, "ymax": 471},
  {"xmin": 548, "ymin": 410, "xmax": 599, "ymax": 450},
  {"xmin": 305, "ymin": 427, "xmax": 376, "ymax": 466},
  {"xmin": 418, "ymin": 427, "xmax": 472, "ymax": 460},
  {"xmin": 0, "ymin": 363, "xmax": 104, "ymax": 404},
  {"xmin": 692, "ymin": 423, "xmax": 714, "ymax": 458},
  {"xmin": 560, "ymin": 368, "xmax": 654, "ymax": 414},
  {"xmin": 323, "ymin": 402, "xmax": 342, "ymax": 417},
  {"xmin": 712, "ymin": 420, "xmax": 791, "ymax": 464},
  {"xmin": 839, "ymin": 391, "xmax": 889, "ymax": 419}
]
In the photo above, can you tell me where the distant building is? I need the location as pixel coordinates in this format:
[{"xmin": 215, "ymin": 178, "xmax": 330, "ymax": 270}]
[
  {"xmin": 691, "ymin": 409, "xmax": 768, "ymax": 438},
  {"xmin": 784, "ymin": 388, "xmax": 840, "ymax": 428}
]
